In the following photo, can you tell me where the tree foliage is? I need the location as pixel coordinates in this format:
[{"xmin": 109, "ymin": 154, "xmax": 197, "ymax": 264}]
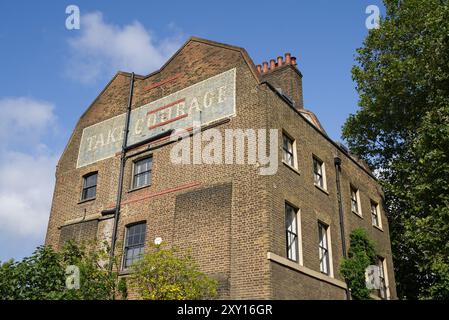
[
  {"xmin": 342, "ymin": 0, "xmax": 449, "ymax": 299},
  {"xmin": 0, "ymin": 241, "xmax": 123, "ymax": 300},
  {"xmin": 340, "ymin": 228, "xmax": 377, "ymax": 300},
  {"xmin": 130, "ymin": 243, "xmax": 218, "ymax": 300}
]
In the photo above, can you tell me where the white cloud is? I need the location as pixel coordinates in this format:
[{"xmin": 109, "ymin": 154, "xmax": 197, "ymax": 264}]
[
  {"xmin": 0, "ymin": 97, "xmax": 59, "ymax": 261},
  {"xmin": 0, "ymin": 97, "xmax": 56, "ymax": 146},
  {"xmin": 0, "ymin": 152, "xmax": 57, "ymax": 238},
  {"xmin": 66, "ymin": 12, "xmax": 183, "ymax": 83}
]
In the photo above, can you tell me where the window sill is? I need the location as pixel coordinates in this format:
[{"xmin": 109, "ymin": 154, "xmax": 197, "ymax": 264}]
[
  {"xmin": 77, "ymin": 197, "xmax": 96, "ymax": 204},
  {"xmin": 282, "ymin": 161, "xmax": 301, "ymax": 176},
  {"xmin": 267, "ymin": 252, "xmax": 346, "ymax": 290},
  {"xmin": 314, "ymin": 184, "xmax": 329, "ymax": 195},
  {"xmin": 373, "ymin": 224, "xmax": 384, "ymax": 232},
  {"xmin": 352, "ymin": 211, "xmax": 363, "ymax": 219},
  {"xmin": 128, "ymin": 184, "xmax": 151, "ymax": 193},
  {"xmin": 118, "ymin": 269, "xmax": 134, "ymax": 276}
]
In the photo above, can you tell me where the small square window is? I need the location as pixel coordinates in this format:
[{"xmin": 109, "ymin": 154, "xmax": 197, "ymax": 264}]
[
  {"xmin": 81, "ymin": 172, "xmax": 97, "ymax": 200},
  {"xmin": 133, "ymin": 157, "xmax": 152, "ymax": 189}
]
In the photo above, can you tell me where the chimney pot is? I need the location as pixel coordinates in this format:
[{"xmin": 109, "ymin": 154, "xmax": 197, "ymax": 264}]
[
  {"xmin": 277, "ymin": 56, "xmax": 283, "ymax": 67},
  {"xmin": 256, "ymin": 64, "xmax": 262, "ymax": 73},
  {"xmin": 270, "ymin": 59, "xmax": 276, "ymax": 70},
  {"xmin": 262, "ymin": 61, "xmax": 269, "ymax": 73},
  {"xmin": 285, "ymin": 52, "xmax": 291, "ymax": 64},
  {"xmin": 291, "ymin": 56, "xmax": 297, "ymax": 66}
]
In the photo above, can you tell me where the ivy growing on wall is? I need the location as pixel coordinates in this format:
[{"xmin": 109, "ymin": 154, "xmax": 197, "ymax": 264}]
[{"xmin": 340, "ymin": 228, "xmax": 377, "ymax": 300}]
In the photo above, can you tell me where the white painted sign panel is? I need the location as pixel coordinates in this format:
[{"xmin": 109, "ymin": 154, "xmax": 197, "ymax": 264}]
[{"xmin": 76, "ymin": 68, "xmax": 236, "ymax": 168}]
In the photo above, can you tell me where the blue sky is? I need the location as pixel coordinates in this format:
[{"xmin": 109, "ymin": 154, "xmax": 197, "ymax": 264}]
[{"xmin": 0, "ymin": 0, "xmax": 384, "ymax": 261}]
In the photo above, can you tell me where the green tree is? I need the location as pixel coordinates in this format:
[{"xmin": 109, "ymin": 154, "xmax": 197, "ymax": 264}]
[
  {"xmin": 0, "ymin": 246, "xmax": 66, "ymax": 299},
  {"xmin": 340, "ymin": 228, "xmax": 377, "ymax": 300},
  {"xmin": 342, "ymin": 0, "xmax": 449, "ymax": 299},
  {"xmin": 61, "ymin": 241, "xmax": 120, "ymax": 300},
  {"xmin": 0, "ymin": 241, "xmax": 124, "ymax": 300},
  {"xmin": 401, "ymin": 106, "xmax": 449, "ymax": 299},
  {"xmin": 130, "ymin": 243, "xmax": 218, "ymax": 300}
]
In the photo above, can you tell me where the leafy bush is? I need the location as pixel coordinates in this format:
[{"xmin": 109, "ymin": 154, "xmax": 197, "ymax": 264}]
[
  {"xmin": 340, "ymin": 228, "xmax": 377, "ymax": 300},
  {"xmin": 129, "ymin": 243, "xmax": 218, "ymax": 300},
  {"xmin": 0, "ymin": 241, "xmax": 123, "ymax": 300}
]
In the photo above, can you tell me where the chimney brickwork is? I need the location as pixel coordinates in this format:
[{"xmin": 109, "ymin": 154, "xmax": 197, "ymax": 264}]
[{"xmin": 256, "ymin": 53, "xmax": 304, "ymax": 109}]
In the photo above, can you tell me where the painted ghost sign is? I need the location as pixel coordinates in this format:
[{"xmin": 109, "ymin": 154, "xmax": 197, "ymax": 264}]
[{"xmin": 76, "ymin": 68, "xmax": 236, "ymax": 168}]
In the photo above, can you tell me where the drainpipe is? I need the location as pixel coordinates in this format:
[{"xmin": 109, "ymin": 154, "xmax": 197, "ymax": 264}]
[
  {"xmin": 108, "ymin": 72, "xmax": 135, "ymax": 272},
  {"xmin": 334, "ymin": 156, "xmax": 351, "ymax": 300}
]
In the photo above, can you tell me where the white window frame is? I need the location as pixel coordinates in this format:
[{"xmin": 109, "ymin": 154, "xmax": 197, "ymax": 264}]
[
  {"xmin": 370, "ymin": 201, "xmax": 382, "ymax": 229},
  {"xmin": 350, "ymin": 185, "xmax": 363, "ymax": 216},
  {"xmin": 131, "ymin": 156, "xmax": 153, "ymax": 189},
  {"xmin": 318, "ymin": 221, "xmax": 334, "ymax": 277},
  {"xmin": 377, "ymin": 256, "xmax": 391, "ymax": 299},
  {"xmin": 313, "ymin": 156, "xmax": 327, "ymax": 191},
  {"xmin": 285, "ymin": 203, "xmax": 303, "ymax": 266},
  {"xmin": 282, "ymin": 132, "xmax": 298, "ymax": 170},
  {"xmin": 121, "ymin": 222, "xmax": 146, "ymax": 271}
]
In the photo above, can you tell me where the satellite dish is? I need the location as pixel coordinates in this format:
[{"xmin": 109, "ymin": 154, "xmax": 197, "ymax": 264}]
[{"xmin": 154, "ymin": 237, "xmax": 162, "ymax": 245}]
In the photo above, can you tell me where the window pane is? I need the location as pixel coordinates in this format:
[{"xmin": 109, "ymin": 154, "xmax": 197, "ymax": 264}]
[
  {"xmin": 286, "ymin": 205, "xmax": 297, "ymax": 233},
  {"xmin": 318, "ymin": 223, "xmax": 329, "ymax": 274},
  {"xmin": 351, "ymin": 200, "xmax": 357, "ymax": 212},
  {"xmin": 81, "ymin": 173, "xmax": 97, "ymax": 200},
  {"xmin": 320, "ymin": 249, "xmax": 328, "ymax": 274},
  {"xmin": 82, "ymin": 185, "xmax": 96, "ymax": 200},
  {"xmin": 351, "ymin": 188, "xmax": 358, "ymax": 213},
  {"xmin": 85, "ymin": 173, "xmax": 97, "ymax": 188},
  {"xmin": 377, "ymin": 257, "xmax": 387, "ymax": 298},
  {"xmin": 286, "ymin": 211, "xmax": 297, "ymax": 234},
  {"xmin": 86, "ymin": 186, "xmax": 96, "ymax": 199},
  {"xmin": 313, "ymin": 159, "xmax": 322, "ymax": 175},
  {"xmin": 136, "ymin": 158, "xmax": 151, "ymax": 174},
  {"xmin": 371, "ymin": 202, "xmax": 379, "ymax": 226},
  {"xmin": 314, "ymin": 173, "xmax": 323, "ymax": 187},
  {"xmin": 123, "ymin": 223, "xmax": 146, "ymax": 269},
  {"xmin": 283, "ymin": 152, "xmax": 294, "ymax": 166},
  {"xmin": 288, "ymin": 233, "xmax": 297, "ymax": 261},
  {"xmin": 285, "ymin": 204, "xmax": 299, "ymax": 261},
  {"xmin": 283, "ymin": 135, "xmax": 292, "ymax": 151},
  {"xmin": 313, "ymin": 159, "xmax": 323, "ymax": 187},
  {"xmin": 134, "ymin": 158, "xmax": 152, "ymax": 188},
  {"xmin": 319, "ymin": 225, "xmax": 327, "ymax": 248},
  {"xmin": 282, "ymin": 135, "xmax": 294, "ymax": 167}
]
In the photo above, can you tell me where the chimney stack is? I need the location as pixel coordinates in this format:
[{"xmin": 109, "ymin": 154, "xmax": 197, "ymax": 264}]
[
  {"xmin": 255, "ymin": 51, "xmax": 303, "ymax": 109},
  {"xmin": 256, "ymin": 52, "xmax": 298, "ymax": 74}
]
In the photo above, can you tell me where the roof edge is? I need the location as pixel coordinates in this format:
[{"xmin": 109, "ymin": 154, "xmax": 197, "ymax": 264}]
[
  {"xmin": 59, "ymin": 37, "xmax": 263, "ymax": 169},
  {"xmin": 117, "ymin": 36, "xmax": 261, "ymax": 82},
  {"xmin": 260, "ymin": 80, "xmax": 378, "ymax": 182}
]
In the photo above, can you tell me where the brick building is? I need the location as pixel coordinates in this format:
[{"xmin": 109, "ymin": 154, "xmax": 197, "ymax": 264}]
[{"xmin": 45, "ymin": 37, "xmax": 396, "ymax": 299}]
